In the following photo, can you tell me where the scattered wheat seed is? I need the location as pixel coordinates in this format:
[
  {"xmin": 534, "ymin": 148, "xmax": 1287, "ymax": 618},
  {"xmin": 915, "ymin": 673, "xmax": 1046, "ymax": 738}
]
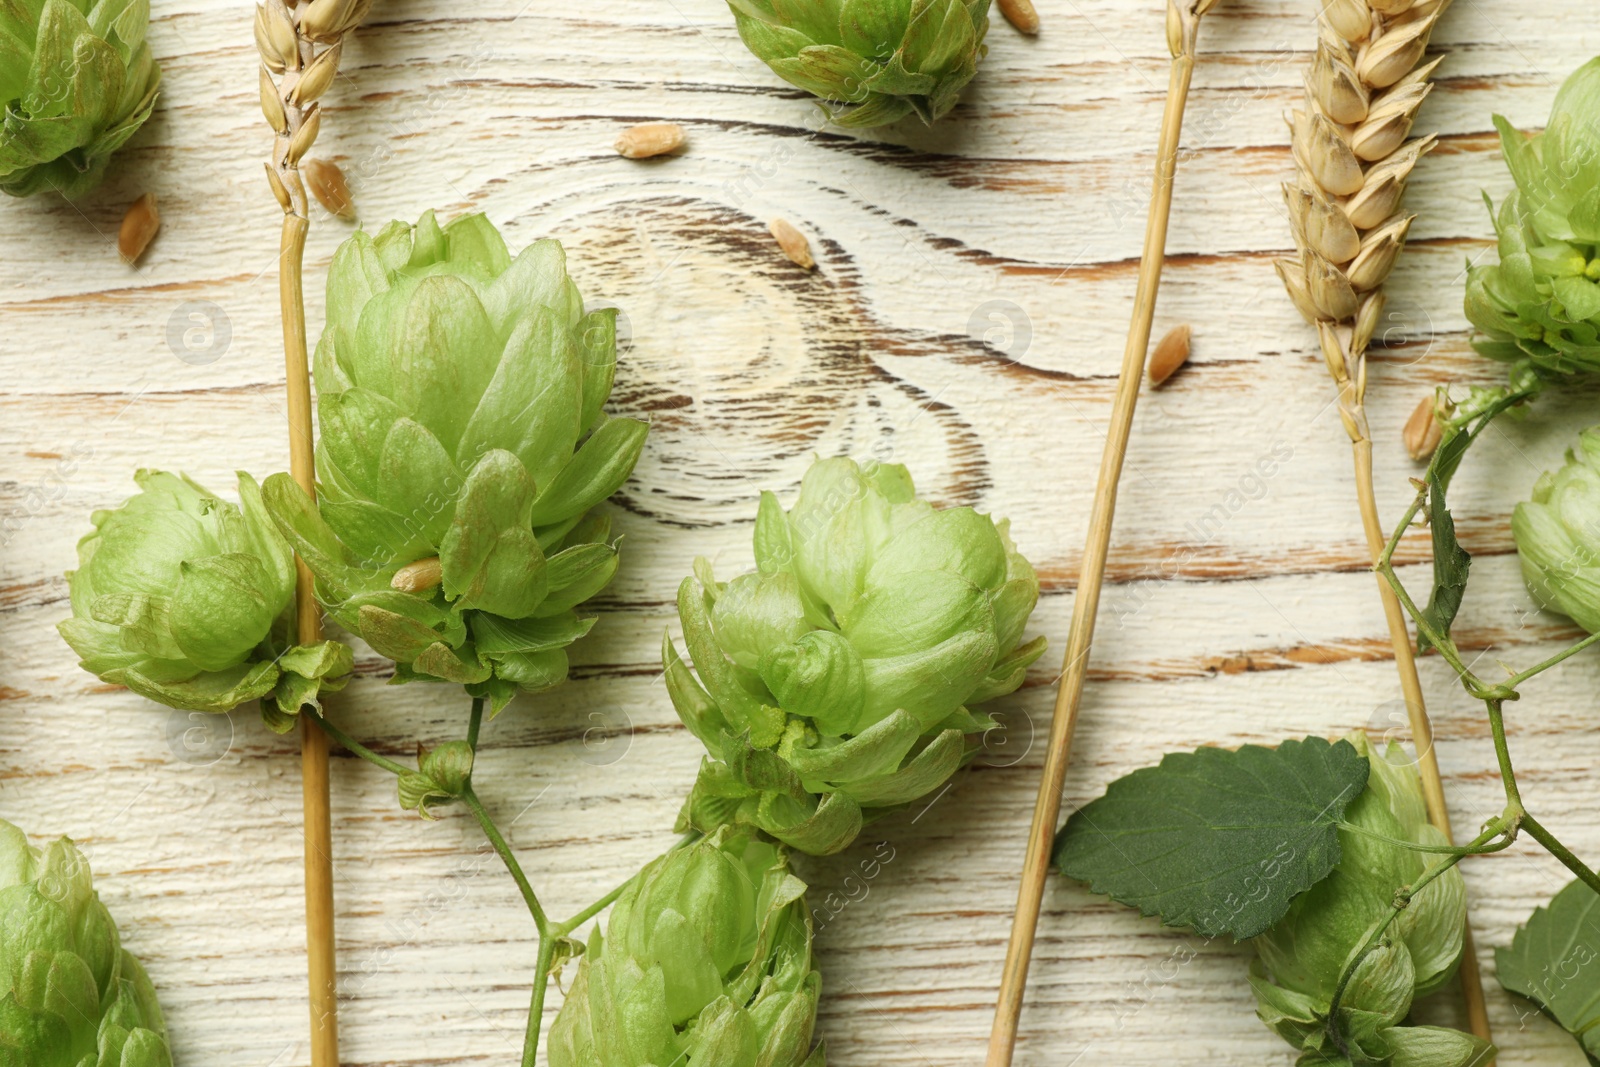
[
  {"xmin": 1403, "ymin": 395, "xmax": 1443, "ymax": 461},
  {"xmin": 392, "ymin": 556, "xmax": 443, "ymax": 594},
  {"xmin": 769, "ymin": 218, "xmax": 815, "ymax": 270},
  {"xmin": 997, "ymin": 0, "xmax": 1040, "ymax": 35},
  {"xmin": 615, "ymin": 123, "xmax": 686, "ymax": 160},
  {"xmin": 117, "ymin": 193, "xmax": 160, "ymax": 265},
  {"xmin": 1148, "ymin": 325, "xmax": 1192, "ymax": 386}
]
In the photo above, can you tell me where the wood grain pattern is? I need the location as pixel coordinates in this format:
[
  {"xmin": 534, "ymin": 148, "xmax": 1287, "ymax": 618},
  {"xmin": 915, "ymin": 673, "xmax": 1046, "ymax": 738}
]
[{"xmin": 2, "ymin": 2, "xmax": 1598, "ymax": 1064}]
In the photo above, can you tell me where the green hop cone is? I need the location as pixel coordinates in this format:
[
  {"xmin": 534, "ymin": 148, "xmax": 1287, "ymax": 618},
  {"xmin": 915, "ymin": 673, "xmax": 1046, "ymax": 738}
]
[
  {"xmin": 58, "ymin": 470, "xmax": 351, "ymax": 716},
  {"xmin": 1466, "ymin": 56, "xmax": 1600, "ymax": 377},
  {"xmin": 548, "ymin": 826, "xmax": 824, "ymax": 1067},
  {"xmin": 729, "ymin": 0, "xmax": 991, "ymax": 127},
  {"xmin": 1512, "ymin": 425, "xmax": 1600, "ymax": 634},
  {"xmin": 667, "ymin": 457, "xmax": 1045, "ymax": 856},
  {"xmin": 0, "ymin": 819, "xmax": 173, "ymax": 1067},
  {"xmin": 1249, "ymin": 732, "xmax": 1491, "ymax": 1067},
  {"xmin": 263, "ymin": 210, "xmax": 648, "ymax": 714},
  {"xmin": 0, "ymin": 0, "xmax": 161, "ymax": 198}
]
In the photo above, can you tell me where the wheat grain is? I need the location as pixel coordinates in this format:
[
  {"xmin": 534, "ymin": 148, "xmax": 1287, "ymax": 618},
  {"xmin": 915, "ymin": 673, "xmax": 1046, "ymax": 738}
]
[
  {"xmin": 1403, "ymin": 394, "xmax": 1443, "ymax": 461},
  {"xmin": 303, "ymin": 158, "xmax": 355, "ymax": 219},
  {"xmin": 769, "ymin": 218, "xmax": 815, "ymax": 270},
  {"xmin": 615, "ymin": 123, "xmax": 686, "ymax": 159},
  {"xmin": 997, "ymin": 0, "xmax": 1040, "ymax": 36},
  {"xmin": 1147, "ymin": 324, "xmax": 1192, "ymax": 386},
  {"xmin": 117, "ymin": 193, "xmax": 159, "ymax": 264}
]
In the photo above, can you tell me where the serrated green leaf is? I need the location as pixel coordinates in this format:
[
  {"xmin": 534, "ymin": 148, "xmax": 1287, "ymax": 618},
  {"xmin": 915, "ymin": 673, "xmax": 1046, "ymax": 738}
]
[
  {"xmin": 1496, "ymin": 879, "xmax": 1600, "ymax": 1064},
  {"xmin": 1418, "ymin": 469, "xmax": 1471, "ymax": 655},
  {"xmin": 1054, "ymin": 736, "xmax": 1370, "ymax": 940}
]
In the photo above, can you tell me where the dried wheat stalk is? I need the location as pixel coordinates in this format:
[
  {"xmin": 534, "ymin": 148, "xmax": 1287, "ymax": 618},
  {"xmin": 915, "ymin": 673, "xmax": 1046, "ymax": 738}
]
[
  {"xmin": 254, "ymin": 3, "xmax": 370, "ymax": 1065},
  {"xmin": 1276, "ymin": 0, "xmax": 1494, "ymax": 1049}
]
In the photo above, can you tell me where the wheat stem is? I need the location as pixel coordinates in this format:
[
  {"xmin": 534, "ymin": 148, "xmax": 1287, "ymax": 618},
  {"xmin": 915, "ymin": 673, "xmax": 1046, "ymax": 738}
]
[
  {"xmin": 985, "ymin": 4, "xmax": 1220, "ymax": 1063},
  {"xmin": 1278, "ymin": 0, "xmax": 1492, "ymax": 1047},
  {"xmin": 256, "ymin": 2, "xmax": 370, "ymax": 1063}
]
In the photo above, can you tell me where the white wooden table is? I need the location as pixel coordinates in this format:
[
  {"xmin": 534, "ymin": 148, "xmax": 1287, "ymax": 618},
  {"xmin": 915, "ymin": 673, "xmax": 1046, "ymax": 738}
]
[{"xmin": 2, "ymin": 1, "xmax": 1597, "ymax": 1063}]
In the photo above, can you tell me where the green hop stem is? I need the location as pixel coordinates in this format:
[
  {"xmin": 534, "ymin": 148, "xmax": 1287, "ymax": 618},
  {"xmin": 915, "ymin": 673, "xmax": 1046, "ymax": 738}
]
[
  {"xmin": 305, "ymin": 699, "xmax": 688, "ymax": 1067},
  {"xmin": 302, "ymin": 707, "xmax": 413, "ymax": 777},
  {"xmin": 1522, "ymin": 813, "xmax": 1600, "ymax": 897},
  {"xmin": 1336, "ymin": 820, "xmax": 1516, "ymax": 857},
  {"xmin": 1369, "ymin": 379, "xmax": 1600, "ymax": 902}
]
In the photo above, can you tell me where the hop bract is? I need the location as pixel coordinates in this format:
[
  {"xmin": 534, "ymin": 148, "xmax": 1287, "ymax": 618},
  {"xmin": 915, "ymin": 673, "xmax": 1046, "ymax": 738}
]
[
  {"xmin": 729, "ymin": 0, "xmax": 991, "ymax": 127},
  {"xmin": 1512, "ymin": 426, "xmax": 1600, "ymax": 635},
  {"xmin": 548, "ymin": 826, "xmax": 824, "ymax": 1067},
  {"xmin": 264, "ymin": 210, "xmax": 647, "ymax": 712},
  {"xmin": 1466, "ymin": 57, "xmax": 1600, "ymax": 377},
  {"xmin": 58, "ymin": 470, "xmax": 348, "ymax": 715},
  {"xmin": 0, "ymin": 0, "xmax": 161, "ymax": 198},
  {"xmin": 1250, "ymin": 733, "xmax": 1491, "ymax": 1067},
  {"xmin": 0, "ymin": 818, "xmax": 173, "ymax": 1067},
  {"xmin": 667, "ymin": 458, "xmax": 1044, "ymax": 855}
]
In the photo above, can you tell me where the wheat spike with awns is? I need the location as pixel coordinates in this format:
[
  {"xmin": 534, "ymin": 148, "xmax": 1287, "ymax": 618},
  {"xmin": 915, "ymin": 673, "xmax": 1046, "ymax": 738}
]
[{"xmin": 1275, "ymin": 0, "xmax": 1493, "ymax": 1046}]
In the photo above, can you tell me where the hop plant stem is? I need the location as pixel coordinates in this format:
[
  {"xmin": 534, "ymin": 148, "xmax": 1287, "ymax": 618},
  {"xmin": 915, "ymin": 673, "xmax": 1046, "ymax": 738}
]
[
  {"xmin": 256, "ymin": 2, "xmax": 369, "ymax": 1062},
  {"xmin": 987, "ymin": 3, "xmax": 1219, "ymax": 1063},
  {"xmin": 1277, "ymin": 0, "xmax": 1495, "ymax": 1045},
  {"xmin": 304, "ymin": 700, "xmax": 690, "ymax": 1067}
]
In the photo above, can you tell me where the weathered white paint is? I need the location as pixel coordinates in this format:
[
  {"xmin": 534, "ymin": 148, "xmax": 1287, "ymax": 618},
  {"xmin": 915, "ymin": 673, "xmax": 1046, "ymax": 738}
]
[{"xmin": 1, "ymin": 1, "xmax": 1597, "ymax": 1064}]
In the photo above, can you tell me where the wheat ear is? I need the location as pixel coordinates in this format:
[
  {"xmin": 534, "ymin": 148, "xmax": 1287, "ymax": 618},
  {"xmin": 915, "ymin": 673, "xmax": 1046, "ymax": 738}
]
[
  {"xmin": 1277, "ymin": 0, "xmax": 1493, "ymax": 1048},
  {"xmin": 255, "ymin": 3, "xmax": 369, "ymax": 1065}
]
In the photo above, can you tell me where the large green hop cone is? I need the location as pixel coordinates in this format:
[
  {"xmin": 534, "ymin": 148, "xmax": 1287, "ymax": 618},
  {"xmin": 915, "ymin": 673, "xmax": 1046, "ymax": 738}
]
[
  {"xmin": 548, "ymin": 826, "xmax": 825, "ymax": 1067},
  {"xmin": 667, "ymin": 457, "xmax": 1044, "ymax": 855},
  {"xmin": 264, "ymin": 210, "xmax": 648, "ymax": 713},
  {"xmin": 729, "ymin": 0, "xmax": 991, "ymax": 127},
  {"xmin": 1512, "ymin": 425, "xmax": 1600, "ymax": 635},
  {"xmin": 0, "ymin": 0, "xmax": 161, "ymax": 198},
  {"xmin": 1466, "ymin": 57, "xmax": 1600, "ymax": 377},
  {"xmin": 1249, "ymin": 732, "xmax": 1493, "ymax": 1067},
  {"xmin": 0, "ymin": 818, "xmax": 174, "ymax": 1067},
  {"xmin": 57, "ymin": 470, "xmax": 350, "ymax": 716}
]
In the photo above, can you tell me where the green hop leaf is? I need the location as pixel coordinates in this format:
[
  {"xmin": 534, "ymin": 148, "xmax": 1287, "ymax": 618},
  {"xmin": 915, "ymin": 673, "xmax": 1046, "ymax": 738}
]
[
  {"xmin": 0, "ymin": 0, "xmax": 162, "ymax": 197},
  {"xmin": 1053, "ymin": 735, "xmax": 1369, "ymax": 940},
  {"xmin": 0, "ymin": 818, "xmax": 174, "ymax": 1067},
  {"xmin": 1418, "ymin": 468, "xmax": 1471, "ymax": 654},
  {"xmin": 1497, "ymin": 879, "xmax": 1600, "ymax": 1064}
]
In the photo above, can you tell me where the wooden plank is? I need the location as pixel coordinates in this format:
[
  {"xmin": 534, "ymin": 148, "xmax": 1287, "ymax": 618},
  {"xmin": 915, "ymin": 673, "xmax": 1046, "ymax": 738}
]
[{"xmin": 2, "ymin": 1, "xmax": 1597, "ymax": 1064}]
